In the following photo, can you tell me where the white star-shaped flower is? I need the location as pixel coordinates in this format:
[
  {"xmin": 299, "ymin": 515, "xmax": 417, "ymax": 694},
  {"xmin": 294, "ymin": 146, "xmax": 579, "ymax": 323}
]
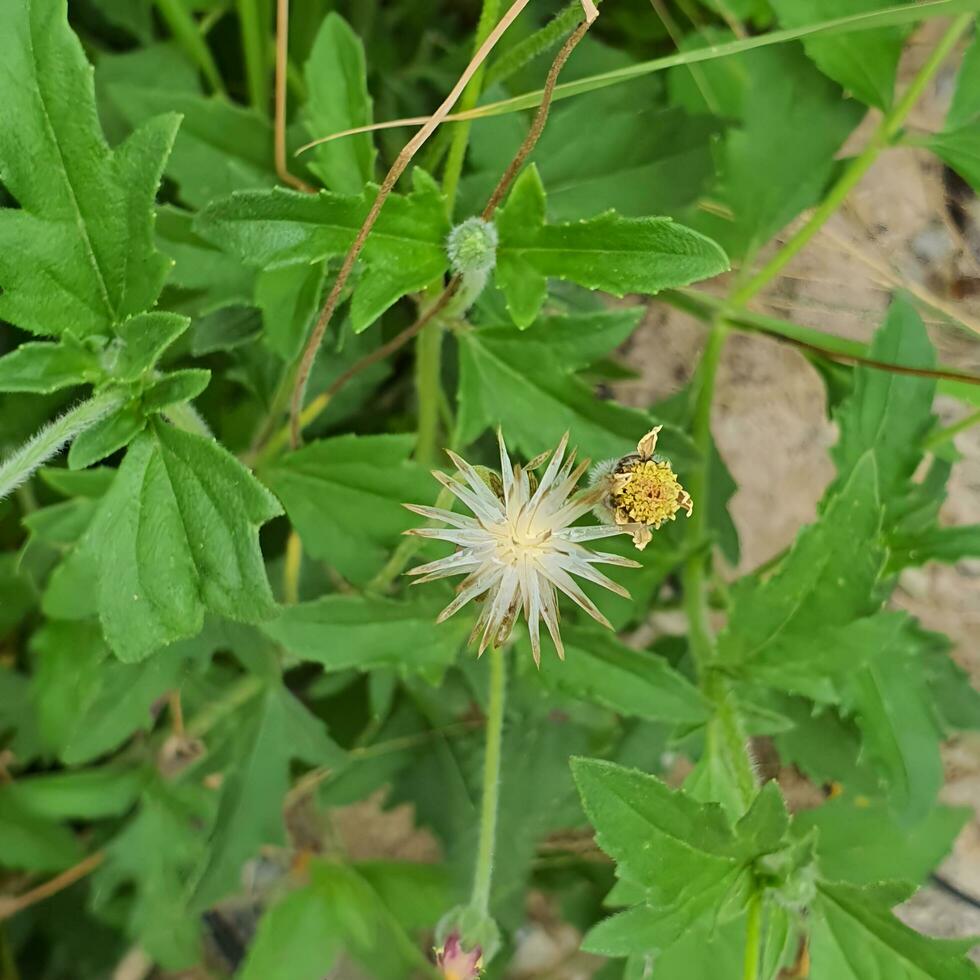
[{"xmin": 405, "ymin": 432, "xmax": 641, "ymax": 665}]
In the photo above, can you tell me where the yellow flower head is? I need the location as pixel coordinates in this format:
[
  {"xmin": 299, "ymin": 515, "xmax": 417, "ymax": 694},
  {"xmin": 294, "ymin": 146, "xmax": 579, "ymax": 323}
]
[{"xmin": 595, "ymin": 426, "xmax": 693, "ymax": 550}]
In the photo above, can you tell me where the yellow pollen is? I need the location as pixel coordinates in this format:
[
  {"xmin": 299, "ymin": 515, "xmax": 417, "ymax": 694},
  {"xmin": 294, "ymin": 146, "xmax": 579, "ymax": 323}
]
[{"xmin": 613, "ymin": 460, "xmax": 692, "ymax": 528}]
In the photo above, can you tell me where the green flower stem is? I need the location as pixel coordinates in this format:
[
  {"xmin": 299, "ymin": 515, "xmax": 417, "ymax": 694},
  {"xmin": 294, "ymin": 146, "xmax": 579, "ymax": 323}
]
[
  {"xmin": 729, "ymin": 12, "xmax": 974, "ymax": 309},
  {"xmin": 743, "ymin": 893, "xmax": 762, "ymax": 980},
  {"xmin": 237, "ymin": 0, "xmax": 271, "ymax": 112},
  {"xmin": 0, "ymin": 391, "xmax": 123, "ymax": 503},
  {"xmin": 471, "ymin": 645, "xmax": 507, "ymax": 915},
  {"xmin": 442, "ymin": 0, "xmax": 501, "ymax": 215},
  {"xmin": 924, "ymin": 408, "xmax": 980, "ymax": 450},
  {"xmin": 682, "ymin": 320, "xmax": 758, "ymax": 810},
  {"xmin": 154, "ymin": 0, "xmax": 227, "ymax": 95}
]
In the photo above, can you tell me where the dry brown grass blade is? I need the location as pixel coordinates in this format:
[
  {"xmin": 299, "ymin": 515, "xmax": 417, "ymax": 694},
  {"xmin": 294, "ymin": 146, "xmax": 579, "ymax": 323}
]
[
  {"xmin": 275, "ymin": 0, "xmax": 314, "ymax": 192},
  {"xmin": 287, "ymin": 0, "xmax": 537, "ymax": 449}
]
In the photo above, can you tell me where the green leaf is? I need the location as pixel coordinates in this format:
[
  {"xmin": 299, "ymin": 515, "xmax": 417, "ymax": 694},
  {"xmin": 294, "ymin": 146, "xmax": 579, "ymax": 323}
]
[
  {"xmin": 529, "ymin": 625, "xmax": 710, "ymax": 724},
  {"xmin": 3, "ymin": 765, "xmax": 146, "ymax": 820},
  {"xmin": 67, "ymin": 399, "xmax": 145, "ymax": 470},
  {"xmin": 191, "ymin": 305, "xmax": 262, "ymax": 355},
  {"xmin": 0, "ymin": 336, "xmax": 100, "ymax": 393},
  {"xmin": 770, "ymin": 0, "xmax": 909, "ymax": 108},
  {"xmin": 830, "ymin": 296, "xmax": 936, "ymax": 509},
  {"xmin": 794, "ymin": 798, "xmax": 968, "ymax": 886},
  {"xmin": 30, "ymin": 620, "xmax": 188, "ymax": 764},
  {"xmin": 192, "ymin": 683, "xmax": 344, "ymax": 907},
  {"xmin": 303, "ymin": 13, "xmax": 375, "ymax": 193},
  {"xmin": 0, "ymin": 0, "xmax": 179, "ymax": 337},
  {"xmin": 255, "ymin": 263, "xmax": 324, "ymax": 360},
  {"xmin": 109, "ymin": 85, "xmax": 276, "ymax": 208},
  {"xmin": 456, "ymin": 309, "xmax": 677, "ymax": 461},
  {"xmin": 840, "ymin": 624, "xmax": 944, "ymax": 821},
  {"xmin": 889, "ymin": 523, "xmax": 980, "ymax": 570},
  {"xmin": 263, "ymin": 594, "xmax": 467, "ymax": 676},
  {"xmin": 494, "ymin": 166, "xmax": 729, "ymax": 327},
  {"xmin": 141, "ymin": 368, "xmax": 211, "ymax": 412},
  {"xmin": 691, "ymin": 44, "xmax": 863, "ymax": 261},
  {"xmin": 930, "ymin": 34, "xmax": 980, "ymax": 192},
  {"xmin": 0, "ymin": 790, "xmax": 83, "ymax": 871},
  {"xmin": 572, "ymin": 758, "xmax": 753, "ymax": 956},
  {"xmin": 195, "ymin": 169, "xmax": 450, "ymax": 332},
  {"xmin": 89, "ymin": 421, "xmax": 282, "ymax": 662},
  {"xmin": 919, "ymin": 630, "xmax": 980, "ymax": 732},
  {"xmin": 717, "ymin": 453, "xmax": 884, "ymax": 694},
  {"xmin": 811, "ymin": 881, "xmax": 980, "ymax": 979},
  {"xmin": 112, "ymin": 311, "xmax": 191, "ymax": 382},
  {"xmin": 94, "ymin": 780, "xmax": 213, "ymax": 969},
  {"xmin": 264, "ymin": 433, "xmax": 434, "ymax": 586}
]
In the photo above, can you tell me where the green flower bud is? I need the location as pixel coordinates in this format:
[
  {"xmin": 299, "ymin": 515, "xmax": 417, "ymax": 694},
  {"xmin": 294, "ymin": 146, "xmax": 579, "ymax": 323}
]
[{"xmin": 447, "ymin": 217, "xmax": 498, "ymax": 276}]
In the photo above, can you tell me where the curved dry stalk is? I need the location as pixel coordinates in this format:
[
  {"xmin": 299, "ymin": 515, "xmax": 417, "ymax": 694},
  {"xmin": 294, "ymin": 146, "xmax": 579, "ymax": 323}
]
[
  {"xmin": 288, "ymin": 0, "xmax": 536, "ymax": 448},
  {"xmin": 275, "ymin": 0, "xmax": 315, "ymax": 192}
]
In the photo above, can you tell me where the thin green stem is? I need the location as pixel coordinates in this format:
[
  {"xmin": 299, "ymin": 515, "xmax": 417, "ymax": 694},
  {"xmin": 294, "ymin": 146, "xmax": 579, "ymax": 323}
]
[
  {"xmin": 154, "ymin": 0, "xmax": 227, "ymax": 95},
  {"xmin": 0, "ymin": 392, "xmax": 123, "ymax": 503},
  {"xmin": 414, "ymin": 315, "xmax": 444, "ymax": 466},
  {"xmin": 924, "ymin": 409, "xmax": 980, "ymax": 450},
  {"xmin": 442, "ymin": 0, "xmax": 501, "ymax": 215},
  {"xmin": 471, "ymin": 646, "xmax": 507, "ymax": 915},
  {"xmin": 743, "ymin": 893, "xmax": 762, "ymax": 980},
  {"xmin": 237, "ymin": 0, "xmax": 271, "ymax": 112},
  {"xmin": 729, "ymin": 12, "xmax": 974, "ymax": 308}
]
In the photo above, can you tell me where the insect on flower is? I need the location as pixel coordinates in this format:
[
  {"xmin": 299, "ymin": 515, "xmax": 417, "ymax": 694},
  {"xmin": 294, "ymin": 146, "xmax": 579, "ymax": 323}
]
[
  {"xmin": 591, "ymin": 425, "xmax": 693, "ymax": 550},
  {"xmin": 404, "ymin": 431, "xmax": 643, "ymax": 665}
]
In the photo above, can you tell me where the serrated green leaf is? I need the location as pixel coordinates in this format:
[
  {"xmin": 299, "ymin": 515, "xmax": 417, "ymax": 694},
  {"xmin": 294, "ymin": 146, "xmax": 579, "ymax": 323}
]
[
  {"xmin": 89, "ymin": 422, "xmax": 282, "ymax": 661},
  {"xmin": 0, "ymin": 337, "xmax": 100, "ymax": 393},
  {"xmin": 572, "ymin": 757, "xmax": 753, "ymax": 956},
  {"xmin": 263, "ymin": 594, "xmax": 467, "ymax": 675},
  {"xmin": 67, "ymin": 399, "xmax": 145, "ymax": 470},
  {"xmin": 717, "ymin": 453, "xmax": 884, "ymax": 691},
  {"xmin": 811, "ymin": 881, "xmax": 980, "ymax": 979},
  {"xmin": 830, "ymin": 296, "xmax": 936, "ymax": 509},
  {"xmin": 770, "ymin": 0, "xmax": 909, "ymax": 108},
  {"xmin": 529, "ymin": 625, "xmax": 710, "ymax": 724},
  {"xmin": 264, "ymin": 433, "xmax": 434, "ymax": 586},
  {"xmin": 192, "ymin": 683, "xmax": 344, "ymax": 907},
  {"xmin": 94, "ymin": 780, "xmax": 213, "ymax": 969},
  {"xmin": 456, "ymin": 310, "xmax": 680, "ymax": 461},
  {"xmin": 196, "ymin": 169, "xmax": 450, "ymax": 332},
  {"xmin": 840, "ymin": 623, "xmax": 944, "ymax": 822},
  {"xmin": 30, "ymin": 620, "xmax": 187, "ymax": 764},
  {"xmin": 494, "ymin": 166, "xmax": 728, "ymax": 327},
  {"xmin": 110, "ymin": 85, "xmax": 276, "ymax": 209},
  {"xmin": 113, "ymin": 311, "xmax": 191, "ymax": 382},
  {"xmin": 303, "ymin": 13, "xmax": 375, "ymax": 193},
  {"xmin": 0, "ymin": 0, "xmax": 178, "ymax": 338},
  {"xmin": 794, "ymin": 798, "xmax": 968, "ymax": 886},
  {"xmin": 691, "ymin": 44, "xmax": 863, "ymax": 261},
  {"xmin": 930, "ymin": 34, "xmax": 980, "ymax": 192},
  {"xmin": 141, "ymin": 368, "xmax": 211, "ymax": 412}
]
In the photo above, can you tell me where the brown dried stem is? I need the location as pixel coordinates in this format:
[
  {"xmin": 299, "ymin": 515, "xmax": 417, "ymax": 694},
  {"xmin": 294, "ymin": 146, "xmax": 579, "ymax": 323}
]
[
  {"xmin": 0, "ymin": 851, "xmax": 105, "ymax": 921},
  {"xmin": 274, "ymin": 0, "xmax": 314, "ymax": 193},
  {"xmin": 287, "ymin": 0, "xmax": 535, "ymax": 449}
]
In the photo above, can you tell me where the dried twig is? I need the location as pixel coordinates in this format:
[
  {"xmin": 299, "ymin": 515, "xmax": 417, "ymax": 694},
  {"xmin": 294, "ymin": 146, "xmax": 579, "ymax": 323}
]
[
  {"xmin": 275, "ymin": 0, "xmax": 314, "ymax": 192},
  {"xmin": 288, "ymin": 0, "xmax": 536, "ymax": 448},
  {"xmin": 0, "ymin": 851, "xmax": 105, "ymax": 921}
]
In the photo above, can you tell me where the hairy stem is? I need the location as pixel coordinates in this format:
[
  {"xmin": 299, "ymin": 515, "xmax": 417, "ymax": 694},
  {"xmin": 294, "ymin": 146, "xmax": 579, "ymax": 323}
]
[
  {"xmin": 414, "ymin": 315, "xmax": 444, "ymax": 466},
  {"xmin": 471, "ymin": 646, "xmax": 507, "ymax": 915},
  {"xmin": 0, "ymin": 392, "xmax": 124, "ymax": 503},
  {"xmin": 729, "ymin": 12, "xmax": 974, "ymax": 308}
]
